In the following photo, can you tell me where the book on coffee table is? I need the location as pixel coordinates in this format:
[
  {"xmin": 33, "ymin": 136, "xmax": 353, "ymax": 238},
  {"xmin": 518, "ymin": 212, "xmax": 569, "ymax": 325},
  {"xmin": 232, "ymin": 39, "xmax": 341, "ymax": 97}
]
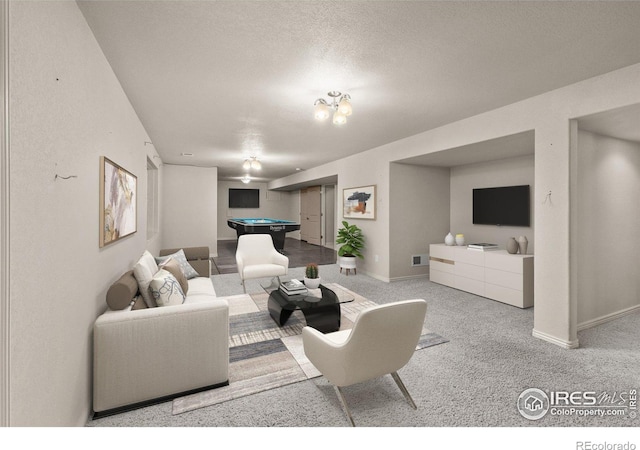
[{"xmin": 279, "ymin": 279, "xmax": 308, "ymax": 295}]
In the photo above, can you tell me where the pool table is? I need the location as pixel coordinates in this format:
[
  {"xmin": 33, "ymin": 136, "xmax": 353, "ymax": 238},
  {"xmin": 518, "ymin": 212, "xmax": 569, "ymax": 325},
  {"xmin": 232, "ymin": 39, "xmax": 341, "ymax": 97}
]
[{"xmin": 227, "ymin": 218, "xmax": 301, "ymax": 251}]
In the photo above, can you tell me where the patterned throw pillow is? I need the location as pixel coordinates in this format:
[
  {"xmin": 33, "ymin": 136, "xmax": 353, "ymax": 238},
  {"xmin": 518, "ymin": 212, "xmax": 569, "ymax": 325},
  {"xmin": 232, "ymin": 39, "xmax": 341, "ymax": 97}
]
[
  {"xmin": 155, "ymin": 249, "xmax": 199, "ymax": 279},
  {"xmin": 158, "ymin": 257, "xmax": 189, "ymax": 295},
  {"xmin": 149, "ymin": 269, "xmax": 186, "ymax": 307}
]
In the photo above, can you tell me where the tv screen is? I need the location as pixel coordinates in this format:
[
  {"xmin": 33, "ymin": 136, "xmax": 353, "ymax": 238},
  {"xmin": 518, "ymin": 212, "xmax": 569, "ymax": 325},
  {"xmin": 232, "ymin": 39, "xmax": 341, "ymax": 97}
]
[
  {"xmin": 229, "ymin": 188, "xmax": 259, "ymax": 208},
  {"xmin": 473, "ymin": 185, "xmax": 530, "ymax": 227}
]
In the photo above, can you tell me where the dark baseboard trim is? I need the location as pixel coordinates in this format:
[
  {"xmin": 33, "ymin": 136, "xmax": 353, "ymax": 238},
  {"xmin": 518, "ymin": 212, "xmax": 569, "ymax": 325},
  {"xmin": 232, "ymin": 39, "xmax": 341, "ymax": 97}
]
[{"xmin": 91, "ymin": 380, "xmax": 230, "ymax": 420}]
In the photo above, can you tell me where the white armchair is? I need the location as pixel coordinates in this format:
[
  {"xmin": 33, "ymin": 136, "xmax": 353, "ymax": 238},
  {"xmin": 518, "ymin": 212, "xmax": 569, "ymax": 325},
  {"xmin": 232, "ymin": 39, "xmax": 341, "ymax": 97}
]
[
  {"xmin": 235, "ymin": 234, "xmax": 289, "ymax": 293},
  {"xmin": 302, "ymin": 299, "xmax": 427, "ymax": 426}
]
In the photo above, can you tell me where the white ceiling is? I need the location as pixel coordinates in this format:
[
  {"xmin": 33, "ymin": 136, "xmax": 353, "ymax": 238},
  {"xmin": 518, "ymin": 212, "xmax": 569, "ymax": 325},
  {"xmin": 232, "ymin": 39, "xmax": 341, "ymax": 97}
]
[{"xmin": 77, "ymin": 1, "xmax": 640, "ymax": 182}]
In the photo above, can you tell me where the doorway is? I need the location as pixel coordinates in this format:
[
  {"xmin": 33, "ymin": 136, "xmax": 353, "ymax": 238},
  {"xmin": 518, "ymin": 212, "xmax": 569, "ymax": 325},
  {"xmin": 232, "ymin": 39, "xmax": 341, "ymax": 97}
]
[{"xmin": 300, "ymin": 185, "xmax": 321, "ymax": 245}]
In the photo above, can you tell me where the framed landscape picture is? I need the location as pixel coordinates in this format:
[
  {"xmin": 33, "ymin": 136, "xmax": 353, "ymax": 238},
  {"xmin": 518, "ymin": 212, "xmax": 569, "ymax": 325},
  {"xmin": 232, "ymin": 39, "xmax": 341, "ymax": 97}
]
[
  {"xmin": 99, "ymin": 156, "xmax": 137, "ymax": 247},
  {"xmin": 343, "ymin": 185, "xmax": 376, "ymax": 220}
]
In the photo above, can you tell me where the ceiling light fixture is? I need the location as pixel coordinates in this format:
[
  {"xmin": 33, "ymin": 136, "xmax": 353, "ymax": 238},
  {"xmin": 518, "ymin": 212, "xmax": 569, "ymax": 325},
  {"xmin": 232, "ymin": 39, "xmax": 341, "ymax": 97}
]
[
  {"xmin": 314, "ymin": 91, "xmax": 352, "ymax": 125},
  {"xmin": 242, "ymin": 156, "xmax": 261, "ymax": 171},
  {"xmin": 241, "ymin": 174, "xmax": 251, "ymax": 184}
]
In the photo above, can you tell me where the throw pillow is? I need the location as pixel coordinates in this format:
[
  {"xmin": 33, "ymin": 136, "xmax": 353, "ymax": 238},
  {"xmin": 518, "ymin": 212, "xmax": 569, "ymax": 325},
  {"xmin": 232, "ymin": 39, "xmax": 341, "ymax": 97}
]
[
  {"xmin": 155, "ymin": 249, "xmax": 199, "ymax": 279},
  {"xmin": 133, "ymin": 250, "xmax": 159, "ymax": 308},
  {"xmin": 149, "ymin": 269, "xmax": 186, "ymax": 307},
  {"xmin": 158, "ymin": 257, "xmax": 189, "ymax": 295},
  {"xmin": 106, "ymin": 270, "xmax": 139, "ymax": 310}
]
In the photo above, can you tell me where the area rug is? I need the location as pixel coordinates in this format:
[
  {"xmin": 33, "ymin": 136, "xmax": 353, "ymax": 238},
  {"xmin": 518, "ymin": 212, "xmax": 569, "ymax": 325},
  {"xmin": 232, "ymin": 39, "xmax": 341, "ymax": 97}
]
[{"xmin": 172, "ymin": 283, "xmax": 448, "ymax": 415}]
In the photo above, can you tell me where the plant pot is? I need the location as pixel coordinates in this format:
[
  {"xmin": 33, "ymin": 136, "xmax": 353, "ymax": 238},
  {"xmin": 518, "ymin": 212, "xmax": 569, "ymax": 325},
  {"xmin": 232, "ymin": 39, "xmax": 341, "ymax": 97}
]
[
  {"xmin": 304, "ymin": 276, "xmax": 321, "ymax": 289},
  {"xmin": 339, "ymin": 255, "xmax": 357, "ymax": 275}
]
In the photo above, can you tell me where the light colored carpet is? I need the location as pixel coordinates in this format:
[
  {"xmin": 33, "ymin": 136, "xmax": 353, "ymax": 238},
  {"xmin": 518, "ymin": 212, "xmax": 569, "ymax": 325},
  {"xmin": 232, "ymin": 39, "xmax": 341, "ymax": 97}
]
[
  {"xmin": 87, "ymin": 264, "xmax": 640, "ymax": 427},
  {"xmin": 172, "ymin": 284, "xmax": 447, "ymax": 415}
]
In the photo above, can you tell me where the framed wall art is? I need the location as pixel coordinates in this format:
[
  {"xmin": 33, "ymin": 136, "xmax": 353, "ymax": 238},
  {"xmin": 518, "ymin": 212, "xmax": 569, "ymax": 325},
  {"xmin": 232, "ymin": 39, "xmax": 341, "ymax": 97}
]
[
  {"xmin": 343, "ymin": 185, "xmax": 376, "ymax": 220},
  {"xmin": 99, "ymin": 156, "xmax": 137, "ymax": 247}
]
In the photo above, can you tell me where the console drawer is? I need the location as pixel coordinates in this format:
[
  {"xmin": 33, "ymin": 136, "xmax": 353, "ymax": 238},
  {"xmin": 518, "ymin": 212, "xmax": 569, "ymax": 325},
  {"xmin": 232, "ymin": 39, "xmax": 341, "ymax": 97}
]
[
  {"xmin": 430, "ymin": 259, "xmax": 455, "ymax": 274},
  {"xmin": 455, "ymin": 276, "xmax": 485, "ymax": 297},
  {"xmin": 455, "ymin": 262, "xmax": 484, "ymax": 281},
  {"xmin": 485, "ymin": 268, "xmax": 522, "ymax": 291},
  {"xmin": 430, "ymin": 269, "xmax": 455, "ymax": 288}
]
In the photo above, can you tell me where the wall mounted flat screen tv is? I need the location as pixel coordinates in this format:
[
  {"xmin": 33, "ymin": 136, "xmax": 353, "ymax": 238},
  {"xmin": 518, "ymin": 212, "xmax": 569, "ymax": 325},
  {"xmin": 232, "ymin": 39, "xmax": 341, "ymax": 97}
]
[
  {"xmin": 229, "ymin": 188, "xmax": 260, "ymax": 208},
  {"xmin": 473, "ymin": 185, "xmax": 530, "ymax": 227}
]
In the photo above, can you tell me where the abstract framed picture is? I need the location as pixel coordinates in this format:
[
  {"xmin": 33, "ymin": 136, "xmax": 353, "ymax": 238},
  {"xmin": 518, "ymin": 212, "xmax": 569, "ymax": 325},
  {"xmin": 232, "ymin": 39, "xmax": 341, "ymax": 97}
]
[
  {"xmin": 99, "ymin": 156, "xmax": 137, "ymax": 247},
  {"xmin": 343, "ymin": 185, "xmax": 376, "ymax": 220}
]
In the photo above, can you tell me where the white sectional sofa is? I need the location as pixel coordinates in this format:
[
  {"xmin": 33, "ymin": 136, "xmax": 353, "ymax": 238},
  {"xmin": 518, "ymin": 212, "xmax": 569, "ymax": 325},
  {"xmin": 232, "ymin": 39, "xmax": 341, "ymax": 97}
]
[{"xmin": 92, "ymin": 247, "xmax": 229, "ymax": 418}]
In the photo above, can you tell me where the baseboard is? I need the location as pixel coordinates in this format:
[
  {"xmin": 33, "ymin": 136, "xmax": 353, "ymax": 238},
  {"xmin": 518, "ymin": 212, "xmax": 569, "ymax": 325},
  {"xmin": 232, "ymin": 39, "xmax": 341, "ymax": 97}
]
[
  {"xmin": 578, "ymin": 304, "xmax": 640, "ymax": 331},
  {"xmin": 389, "ymin": 274, "xmax": 429, "ymax": 282},
  {"xmin": 532, "ymin": 329, "xmax": 579, "ymax": 349},
  {"xmin": 361, "ymin": 271, "xmax": 390, "ymax": 283},
  {"xmin": 91, "ymin": 380, "xmax": 229, "ymax": 420}
]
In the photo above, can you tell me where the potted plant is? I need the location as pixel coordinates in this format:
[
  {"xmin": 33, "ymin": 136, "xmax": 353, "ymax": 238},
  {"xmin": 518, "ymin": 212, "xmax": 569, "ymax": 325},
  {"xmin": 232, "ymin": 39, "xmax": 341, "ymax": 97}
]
[
  {"xmin": 304, "ymin": 263, "xmax": 321, "ymax": 289},
  {"xmin": 336, "ymin": 220, "xmax": 364, "ymax": 275}
]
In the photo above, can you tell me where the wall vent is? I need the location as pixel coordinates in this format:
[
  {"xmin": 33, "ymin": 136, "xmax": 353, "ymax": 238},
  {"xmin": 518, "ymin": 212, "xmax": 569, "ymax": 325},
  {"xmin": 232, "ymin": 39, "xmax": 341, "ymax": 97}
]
[{"xmin": 411, "ymin": 254, "xmax": 429, "ymax": 267}]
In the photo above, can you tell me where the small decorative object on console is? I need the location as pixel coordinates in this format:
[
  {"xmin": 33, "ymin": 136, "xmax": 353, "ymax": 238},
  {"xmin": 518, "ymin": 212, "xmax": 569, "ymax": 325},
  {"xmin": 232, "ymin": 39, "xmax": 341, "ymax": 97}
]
[
  {"xmin": 507, "ymin": 237, "xmax": 519, "ymax": 254},
  {"xmin": 467, "ymin": 243, "xmax": 498, "ymax": 251},
  {"xmin": 455, "ymin": 234, "xmax": 465, "ymax": 246},
  {"xmin": 444, "ymin": 232, "xmax": 455, "ymax": 246},
  {"xmin": 518, "ymin": 236, "xmax": 529, "ymax": 255}
]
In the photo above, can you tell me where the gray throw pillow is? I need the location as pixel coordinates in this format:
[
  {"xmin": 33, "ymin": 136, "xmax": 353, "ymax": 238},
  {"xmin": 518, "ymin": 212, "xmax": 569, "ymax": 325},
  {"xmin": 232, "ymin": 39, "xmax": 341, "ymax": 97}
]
[{"xmin": 155, "ymin": 249, "xmax": 199, "ymax": 279}]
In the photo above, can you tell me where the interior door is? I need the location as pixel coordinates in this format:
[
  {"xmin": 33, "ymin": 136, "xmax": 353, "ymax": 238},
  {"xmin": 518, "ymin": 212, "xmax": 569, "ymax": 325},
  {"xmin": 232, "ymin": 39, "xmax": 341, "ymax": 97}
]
[{"xmin": 300, "ymin": 186, "xmax": 322, "ymax": 246}]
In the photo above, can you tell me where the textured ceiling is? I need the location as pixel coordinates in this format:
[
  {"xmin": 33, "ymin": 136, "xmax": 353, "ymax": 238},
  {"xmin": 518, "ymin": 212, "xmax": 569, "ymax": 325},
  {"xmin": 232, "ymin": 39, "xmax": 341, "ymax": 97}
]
[{"xmin": 78, "ymin": 1, "xmax": 640, "ymax": 181}]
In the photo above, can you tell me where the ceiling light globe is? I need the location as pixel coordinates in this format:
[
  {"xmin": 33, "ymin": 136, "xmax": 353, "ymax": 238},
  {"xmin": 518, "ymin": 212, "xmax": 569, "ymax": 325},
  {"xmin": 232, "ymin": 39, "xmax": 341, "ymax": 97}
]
[
  {"xmin": 251, "ymin": 159, "xmax": 261, "ymax": 170},
  {"xmin": 242, "ymin": 159, "xmax": 251, "ymax": 170},
  {"xmin": 314, "ymin": 101, "xmax": 330, "ymax": 121},
  {"xmin": 333, "ymin": 110, "xmax": 347, "ymax": 125},
  {"xmin": 338, "ymin": 97, "xmax": 352, "ymax": 116},
  {"xmin": 241, "ymin": 175, "xmax": 251, "ymax": 184}
]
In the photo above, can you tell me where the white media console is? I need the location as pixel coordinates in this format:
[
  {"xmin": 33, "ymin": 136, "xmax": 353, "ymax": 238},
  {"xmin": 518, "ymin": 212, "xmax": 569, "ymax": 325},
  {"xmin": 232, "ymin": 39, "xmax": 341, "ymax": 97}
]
[{"xmin": 429, "ymin": 243, "xmax": 534, "ymax": 308}]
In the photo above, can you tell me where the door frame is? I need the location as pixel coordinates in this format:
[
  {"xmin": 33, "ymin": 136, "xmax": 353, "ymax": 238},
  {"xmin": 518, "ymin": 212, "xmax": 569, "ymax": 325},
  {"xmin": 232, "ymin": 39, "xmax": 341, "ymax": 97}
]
[{"xmin": 1, "ymin": 0, "xmax": 11, "ymax": 427}]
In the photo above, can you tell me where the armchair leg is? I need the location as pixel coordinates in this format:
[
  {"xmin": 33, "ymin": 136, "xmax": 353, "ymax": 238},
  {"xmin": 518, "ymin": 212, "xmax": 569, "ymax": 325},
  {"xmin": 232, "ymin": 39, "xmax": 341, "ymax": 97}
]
[
  {"xmin": 334, "ymin": 386, "xmax": 356, "ymax": 427},
  {"xmin": 391, "ymin": 371, "xmax": 417, "ymax": 409},
  {"xmin": 242, "ymin": 280, "xmax": 246, "ymax": 293}
]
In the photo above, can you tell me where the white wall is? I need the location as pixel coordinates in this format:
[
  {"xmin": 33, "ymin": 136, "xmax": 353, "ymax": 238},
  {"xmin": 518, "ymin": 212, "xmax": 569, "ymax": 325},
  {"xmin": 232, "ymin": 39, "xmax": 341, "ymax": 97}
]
[
  {"xmin": 450, "ymin": 155, "xmax": 535, "ymax": 252},
  {"xmin": 217, "ymin": 181, "xmax": 300, "ymax": 240},
  {"xmin": 575, "ymin": 130, "xmax": 640, "ymax": 327},
  {"xmin": 270, "ymin": 63, "xmax": 640, "ymax": 347},
  {"xmin": 9, "ymin": 1, "xmax": 159, "ymax": 425},
  {"xmin": 390, "ymin": 163, "xmax": 451, "ymax": 280},
  {"xmin": 162, "ymin": 165, "xmax": 217, "ymax": 254}
]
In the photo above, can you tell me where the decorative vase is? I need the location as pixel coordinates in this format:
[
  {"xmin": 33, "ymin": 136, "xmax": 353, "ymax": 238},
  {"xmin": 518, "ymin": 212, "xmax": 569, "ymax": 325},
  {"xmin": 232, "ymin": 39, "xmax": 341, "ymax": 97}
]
[
  {"xmin": 444, "ymin": 232, "xmax": 455, "ymax": 246},
  {"xmin": 455, "ymin": 234, "xmax": 465, "ymax": 246},
  {"xmin": 507, "ymin": 237, "xmax": 519, "ymax": 254},
  {"xmin": 304, "ymin": 276, "xmax": 321, "ymax": 289},
  {"xmin": 518, "ymin": 236, "xmax": 528, "ymax": 255}
]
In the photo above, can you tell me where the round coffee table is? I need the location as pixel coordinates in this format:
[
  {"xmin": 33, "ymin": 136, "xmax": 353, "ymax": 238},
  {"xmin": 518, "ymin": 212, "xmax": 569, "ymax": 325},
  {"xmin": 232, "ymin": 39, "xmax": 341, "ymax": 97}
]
[{"xmin": 261, "ymin": 278, "xmax": 354, "ymax": 333}]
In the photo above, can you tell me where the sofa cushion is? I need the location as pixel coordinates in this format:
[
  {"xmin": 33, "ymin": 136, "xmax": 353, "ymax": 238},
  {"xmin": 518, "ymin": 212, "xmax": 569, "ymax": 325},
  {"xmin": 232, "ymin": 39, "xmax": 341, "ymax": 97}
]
[
  {"xmin": 155, "ymin": 249, "xmax": 199, "ymax": 280},
  {"xmin": 106, "ymin": 271, "xmax": 139, "ymax": 310},
  {"xmin": 159, "ymin": 257, "xmax": 189, "ymax": 295},
  {"xmin": 133, "ymin": 251, "xmax": 159, "ymax": 308},
  {"xmin": 186, "ymin": 276, "xmax": 217, "ymax": 297},
  {"xmin": 149, "ymin": 269, "xmax": 186, "ymax": 307}
]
